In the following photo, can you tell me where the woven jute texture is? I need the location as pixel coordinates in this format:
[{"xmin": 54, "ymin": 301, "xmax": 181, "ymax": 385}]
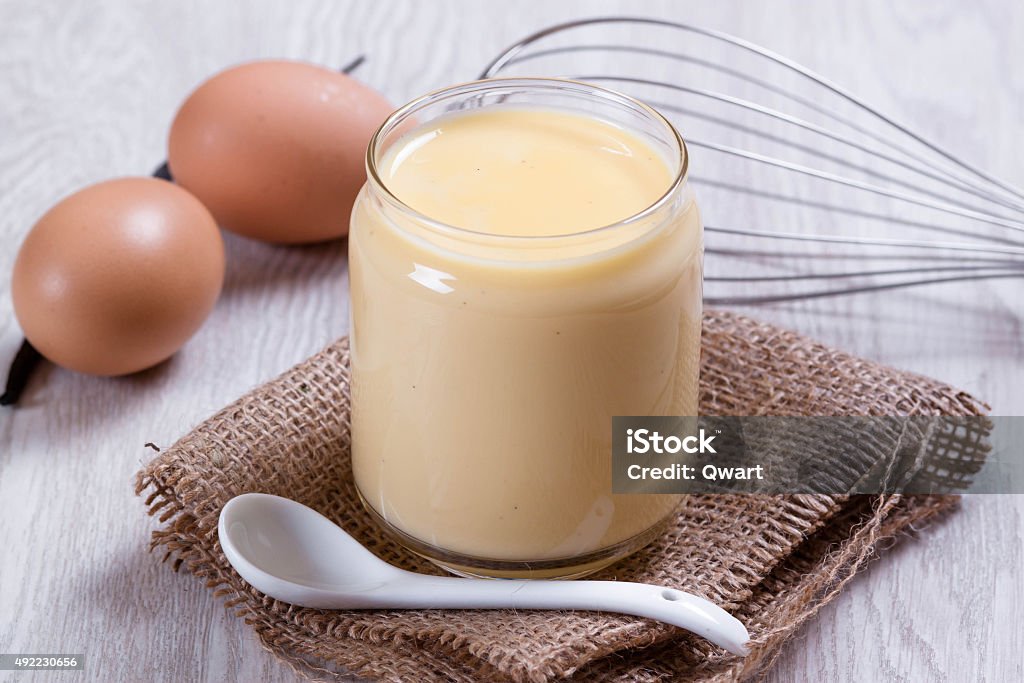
[{"xmin": 135, "ymin": 310, "xmax": 987, "ymax": 682}]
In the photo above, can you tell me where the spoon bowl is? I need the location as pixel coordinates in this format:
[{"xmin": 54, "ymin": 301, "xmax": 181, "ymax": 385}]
[
  {"xmin": 218, "ymin": 493, "xmax": 750, "ymax": 656},
  {"xmin": 221, "ymin": 492, "xmax": 398, "ymax": 584}
]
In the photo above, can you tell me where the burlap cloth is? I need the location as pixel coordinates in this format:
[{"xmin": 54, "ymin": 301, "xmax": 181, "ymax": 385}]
[{"xmin": 135, "ymin": 310, "xmax": 987, "ymax": 682}]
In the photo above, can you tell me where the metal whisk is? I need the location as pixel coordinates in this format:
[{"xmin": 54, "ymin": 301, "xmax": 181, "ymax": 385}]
[{"xmin": 480, "ymin": 17, "xmax": 1024, "ymax": 305}]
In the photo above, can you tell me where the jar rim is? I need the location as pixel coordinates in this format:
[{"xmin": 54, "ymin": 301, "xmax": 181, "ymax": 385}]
[{"xmin": 364, "ymin": 77, "xmax": 690, "ymax": 243}]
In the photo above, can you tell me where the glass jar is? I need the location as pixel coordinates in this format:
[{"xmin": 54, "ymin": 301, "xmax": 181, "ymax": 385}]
[{"xmin": 349, "ymin": 78, "xmax": 702, "ymax": 578}]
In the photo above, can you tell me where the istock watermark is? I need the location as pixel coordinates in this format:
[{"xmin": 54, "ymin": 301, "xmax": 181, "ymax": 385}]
[
  {"xmin": 625, "ymin": 427, "xmax": 718, "ymax": 454},
  {"xmin": 612, "ymin": 416, "xmax": 1023, "ymax": 495}
]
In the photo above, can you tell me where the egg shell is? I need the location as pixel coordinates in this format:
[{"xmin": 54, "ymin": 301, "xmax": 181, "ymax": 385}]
[
  {"xmin": 11, "ymin": 177, "xmax": 225, "ymax": 376},
  {"xmin": 168, "ymin": 60, "xmax": 393, "ymax": 244}
]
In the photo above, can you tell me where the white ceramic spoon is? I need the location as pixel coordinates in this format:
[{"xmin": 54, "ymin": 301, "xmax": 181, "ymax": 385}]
[{"xmin": 218, "ymin": 493, "xmax": 750, "ymax": 656}]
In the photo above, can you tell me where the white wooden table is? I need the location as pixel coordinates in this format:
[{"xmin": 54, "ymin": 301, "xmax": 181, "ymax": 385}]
[{"xmin": 1, "ymin": 1, "xmax": 1021, "ymax": 681}]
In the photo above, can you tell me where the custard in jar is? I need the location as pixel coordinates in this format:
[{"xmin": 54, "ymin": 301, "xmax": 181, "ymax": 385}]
[{"xmin": 349, "ymin": 78, "xmax": 702, "ymax": 578}]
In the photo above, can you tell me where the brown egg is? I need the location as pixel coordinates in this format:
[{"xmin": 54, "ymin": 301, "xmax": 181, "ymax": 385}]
[
  {"xmin": 167, "ymin": 60, "xmax": 393, "ymax": 244},
  {"xmin": 11, "ymin": 177, "xmax": 224, "ymax": 376}
]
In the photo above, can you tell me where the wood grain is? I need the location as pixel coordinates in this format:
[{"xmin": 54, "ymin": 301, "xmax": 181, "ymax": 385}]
[{"xmin": 0, "ymin": 1, "xmax": 1020, "ymax": 681}]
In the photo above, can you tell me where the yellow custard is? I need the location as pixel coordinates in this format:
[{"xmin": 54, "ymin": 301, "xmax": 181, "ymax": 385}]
[
  {"xmin": 379, "ymin": 108, "xmax": 672, "ymax": 236},
  {"xmin": 349, "ymin": 86, "xmax": 702, "ymax": 577}
]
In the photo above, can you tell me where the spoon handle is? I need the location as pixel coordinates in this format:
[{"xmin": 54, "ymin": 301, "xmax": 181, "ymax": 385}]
[{"xmin": 383, "ymin": 574, "xmax": 750, "ymax": 656}]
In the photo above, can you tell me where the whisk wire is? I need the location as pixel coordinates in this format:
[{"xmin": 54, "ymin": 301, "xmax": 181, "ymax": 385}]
[
  {"xmin": 481, "ymin": 16, "xmax": 1024, "ymax": 303},
  {"xmin": 483, "ymin": 16, "xmax": 1024, "ymax": 203},
  {"xmin": 506, "ymin": 45, "xmax": 1024, "ymax": 214},
  {"xmin": 575, "ymin": 76, "xmax": 1024, "ymax": 222},
  {"xmin": 691, "ymin": 139, "xmax": 1024, "ymax": 234},
  {"xmin": 705, "ymin": 225, "xmax": 1024, "ymax": 257}
]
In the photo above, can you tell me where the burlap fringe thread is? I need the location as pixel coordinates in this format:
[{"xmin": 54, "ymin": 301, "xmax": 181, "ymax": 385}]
[{"xmin": 135, "ymin": 310, "xmax": 986, "ymax": 682}]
